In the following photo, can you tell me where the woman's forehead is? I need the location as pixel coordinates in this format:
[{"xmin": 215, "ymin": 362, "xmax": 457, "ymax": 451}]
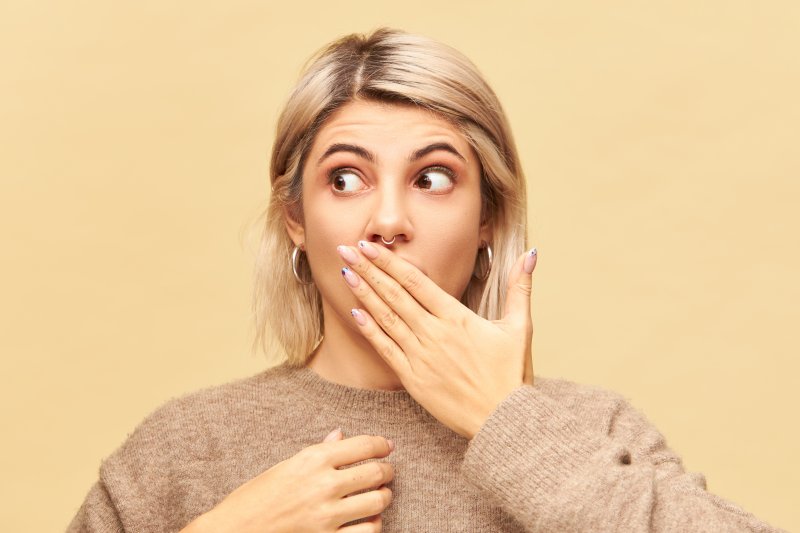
[
  {"xmin": 317, "ymin": 100, "xmax": 464, "ymax": 141},
  {"xmin": 310, "ymin": 100, "xmax": 472, "ymax": 162}
]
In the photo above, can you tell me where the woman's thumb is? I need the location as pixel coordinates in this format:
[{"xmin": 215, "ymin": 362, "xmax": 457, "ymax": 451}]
[
  {"xmin": 322, "ymin": 428, "xmax": 343, "ymax": 443},
  {"xmin": 502, "ymin": 247, "xmax": 537, "ymax": 325}
]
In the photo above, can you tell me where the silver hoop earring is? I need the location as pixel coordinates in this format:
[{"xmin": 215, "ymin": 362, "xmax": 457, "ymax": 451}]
[
  {"xmin": 291, "ymin": 245, "xmax": 313, "ymax": 285},
  {"xmin": 381, "ymin": 235, "xmax": 396, "ymax": 246},
  {"xmin": 473, "ymin": 243, "xmax": 493, "ymax": 281}
]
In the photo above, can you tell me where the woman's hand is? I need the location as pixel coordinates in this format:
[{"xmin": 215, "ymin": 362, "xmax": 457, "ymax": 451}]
[
  {"xmin": 182, "ymin": 429, "xmax": 394, "ymax": 533},
  {"xmin": 337, "ymin": 241, "xmax": 537, "ymax": 440}
]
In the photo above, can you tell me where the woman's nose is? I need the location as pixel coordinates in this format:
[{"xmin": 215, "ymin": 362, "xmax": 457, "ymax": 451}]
[{"xmin": 366, "ymin": 188, "xmax": 413, "ymax": 245}]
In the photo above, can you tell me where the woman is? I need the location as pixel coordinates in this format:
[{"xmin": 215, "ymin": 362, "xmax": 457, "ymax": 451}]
[{"xmin": 68, "ymin": 28, "xmax": 783, "ymax": 532}]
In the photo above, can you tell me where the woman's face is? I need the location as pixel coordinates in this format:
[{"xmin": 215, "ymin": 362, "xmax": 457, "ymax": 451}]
[{"xmin": 284, "ymin": 99, "xmax": 490, "ymax": 328}]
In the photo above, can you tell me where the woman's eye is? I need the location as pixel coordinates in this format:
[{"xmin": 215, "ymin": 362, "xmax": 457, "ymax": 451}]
[
  {"xmin": 415, "ymin": 167, "xmax": 455, "ymax": 192},
  {"xmin": 329, "ymin": 170, "xmax": 366, "ymax": 193}
]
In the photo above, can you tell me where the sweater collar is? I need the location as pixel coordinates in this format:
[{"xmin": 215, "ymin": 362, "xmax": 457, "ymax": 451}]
[{"xmin": 273, "ymin": 362, "xmax": 431, "ymax": 421}]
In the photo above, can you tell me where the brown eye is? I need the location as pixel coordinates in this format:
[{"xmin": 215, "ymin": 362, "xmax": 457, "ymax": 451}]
[
  {"xmin": 415, "ymin": 167, "xmax": 455, "ymax": 192},
  {"xmin": 329, "ymin": 170, "xmax": 365, "ymax": 193}
]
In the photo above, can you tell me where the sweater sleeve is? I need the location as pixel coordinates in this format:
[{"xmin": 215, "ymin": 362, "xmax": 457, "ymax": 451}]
[
  {"xmin": 65, "ymin": 479, "xmax": 125, "ymax": 533},
  {"xmin": 460, "ymin": 384, "xmax": 786, "ymax": 533}
]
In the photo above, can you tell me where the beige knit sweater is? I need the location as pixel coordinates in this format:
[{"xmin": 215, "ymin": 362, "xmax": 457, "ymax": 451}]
[{"xmin": 67, "ymin": 362, "xmax": 784, "ymax": 532}]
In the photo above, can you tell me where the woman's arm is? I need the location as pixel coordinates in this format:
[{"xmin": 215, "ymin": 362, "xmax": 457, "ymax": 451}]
[
  {"xmin": 460, "ymin": 384, "xmax": 786, "ymax": 533},
  {"xmin": 336, "ymin": 244, "xmax": 784, "ymax": 530}
]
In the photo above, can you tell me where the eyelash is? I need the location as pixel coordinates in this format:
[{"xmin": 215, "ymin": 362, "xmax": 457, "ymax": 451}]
[
  {"xmin": 421, "ymin": 165, "xmax": 457, "ymax": 183},
  {"xmin": 327, "ymin": 165, "xmax": 458, "ymax": 192}
]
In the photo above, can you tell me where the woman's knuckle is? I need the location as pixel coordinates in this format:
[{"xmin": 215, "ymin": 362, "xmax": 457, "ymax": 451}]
[
  {"xmin": 382, "ymin": 487, "xmax": 393, "ymax": 507},
  {"xmin": 379, "ymin": 309, "xmax": 398, "ymax": 328},
  {"xmin": 358, "ymin": 262, "xmax": 371, "ymax": 276},
  {"xmin": 383, "ymin": 284, "xmax": 401, "ymax": 304},
  {"xmin": 360, "ymin": 438, "xmax": 377, "ymax": 457},
  {"xmin": 402, "ymin": 269, "xmax": 422, "ymax": 290},
  {"xmin": 369, "ymin": 462, "xmax": 385, "ymax": 483},
  {"xmin": 319, "ymin": 473, "xmax": 339, "ymax": 497},
  {"xmin": 317, "ymin": 505, "xmax": 339, "ymax": 528},
  {"xmin": 514, "ymin": 281, "xmax": 532, "ymax": 297},
  {"xmin": 384, "ymin": 463, "xmax": 394, "ymax": 482},
  {"xmin": 379, "ymin": 342, "xmax": 396, "ymax": 361},
  {"xmin": 455, "ymin": 311, "xmax": 471, "ymax": 330},
  {"xmin": 302, "ymin": 446, "xmax": 326, "ymax": 466},
  {"xmin": 371, "ymin": 490, "xmax": 389, "ymax": 512}
]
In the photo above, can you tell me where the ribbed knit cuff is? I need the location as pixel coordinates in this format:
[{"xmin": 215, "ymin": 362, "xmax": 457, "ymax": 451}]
[{"xmin": 460, "ymin": 384, "xmax": 605, "ymax": 517}]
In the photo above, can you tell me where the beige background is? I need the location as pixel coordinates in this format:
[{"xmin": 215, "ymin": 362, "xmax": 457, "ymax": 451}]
[{"xmin": 1, "ymin": 1, "xmax": 797, "ymax": 531}]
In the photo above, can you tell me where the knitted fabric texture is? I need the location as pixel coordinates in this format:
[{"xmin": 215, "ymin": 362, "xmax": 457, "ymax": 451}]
[{"xmin": 67, "ymin": 363, "xmax": 784, "ymax": 532}]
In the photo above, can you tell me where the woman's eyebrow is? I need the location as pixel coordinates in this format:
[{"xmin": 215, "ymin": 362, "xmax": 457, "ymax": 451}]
[
  {"xmin": 317, "ymin": 143, "xmax": 375, "ymax": 166},
  {"xmin": 410, "ymin": 142, "xmax": 466, "ymax": 163},
  {"xmin": 316, "ymin": 142, "xmax": 466, "ymax": 166}
]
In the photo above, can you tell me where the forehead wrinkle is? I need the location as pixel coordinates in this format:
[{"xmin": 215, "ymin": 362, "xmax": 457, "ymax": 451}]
[{"xmin": 312, "ymin": 107, "xmax": 471, "ymax": 168}]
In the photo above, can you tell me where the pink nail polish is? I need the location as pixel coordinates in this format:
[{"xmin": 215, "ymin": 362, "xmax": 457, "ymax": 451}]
[
  {"xmin": 523, "ymin": 248, "xmax": 538, "ymax": 274},
  {"xmin": 350, "ymin": 308, "xmax": 367, "ymax": 326},
  {"xmin": 341, "ymin": 267, "xmax": 360, "ymax": 287},
  {"xmin": 323, "ymin": 428, "xmax": 342, "ymax": 442},
  {"xmin": 337, "ymin": 245, "xmax": 358, "ymax": 264},
  {"xmin": 358, "ymin": 240, "xmax": 379, "ymax": 259}
]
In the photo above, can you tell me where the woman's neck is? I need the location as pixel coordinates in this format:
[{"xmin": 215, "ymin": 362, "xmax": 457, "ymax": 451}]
[{"xmin": 306, "ymin": 301, "xmax": 405, "ymax": 391}]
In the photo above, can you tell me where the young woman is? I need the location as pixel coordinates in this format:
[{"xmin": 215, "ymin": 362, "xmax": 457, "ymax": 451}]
[{"xmin": 68, "ymin": 28, "xmax": 783, "ymax": 533}]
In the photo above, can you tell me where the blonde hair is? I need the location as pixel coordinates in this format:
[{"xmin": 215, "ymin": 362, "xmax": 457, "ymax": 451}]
[{"xmin": 251, "ymin": 27, "xmax": 527, "ymax": 366}]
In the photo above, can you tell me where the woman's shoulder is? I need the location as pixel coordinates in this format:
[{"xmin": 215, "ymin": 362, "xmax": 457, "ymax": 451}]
[
  {"xmin": 99, "ymin": 364, "xmax": 297, "ymax": 472},
  {"xmin": 87, "ymin": 365, "xmax": 304, "ymax": 525},
  {"xmin": 131, "ymin": 364, "xmax": 291, "ymax": 427}
]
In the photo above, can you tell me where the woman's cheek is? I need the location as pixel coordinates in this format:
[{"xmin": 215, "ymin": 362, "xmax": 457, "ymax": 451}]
[{"xmin": 425, "ymin": 232, "xmax": 480, "ymax": 297}]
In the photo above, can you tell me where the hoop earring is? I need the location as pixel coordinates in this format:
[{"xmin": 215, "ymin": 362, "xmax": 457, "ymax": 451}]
[
  {"xmin": 473, "ymin": 243, "xmax": 493, "ymax": 281},
  {"xmin": 291, "ymin": 245, "xmax": 313, "ymax": 285}
]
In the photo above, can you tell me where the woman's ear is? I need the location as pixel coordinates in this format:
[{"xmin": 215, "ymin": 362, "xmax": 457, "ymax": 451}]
[
  {"xmin": 477, "ymin": 189, "xmax": 493, "ymax": 245},
  {"xmin": 282, "ymin": 205, "xmax": 305, "ymax": 247},
  {"xmin": 479, "ymin": 219, "xmax": 492, "ymax": 246}
]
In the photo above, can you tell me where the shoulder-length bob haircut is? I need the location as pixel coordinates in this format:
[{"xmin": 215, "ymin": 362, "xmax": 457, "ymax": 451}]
[{"xmin": 252, "ymin": 27, "xmax": 528, "ymax": 367}]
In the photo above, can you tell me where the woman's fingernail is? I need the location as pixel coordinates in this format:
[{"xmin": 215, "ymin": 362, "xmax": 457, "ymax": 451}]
[
  {"xmin": 523, "ymin": 248, "xmax": 538, "ymax": 274},
  {"xmin": 323, "ymin": 428, "xmax": 342, "ymax": 442},
  {"xmin": 387, "ymin": 439, "xmax": 395, "ymax": 452},
  {"xmin": 341, "ymin": 267, "xmax": 360, "ymax": 287},
  {"xmin": 337, "ymin": 245, "xmax": 358, "ymax": 264},
  {"xmin": 351, "ymin": 308, "xmax": 367, "ymax": 326},
  {"xmin": 358, "ymin": 240, "xmax": 379, "ymax": 259}
]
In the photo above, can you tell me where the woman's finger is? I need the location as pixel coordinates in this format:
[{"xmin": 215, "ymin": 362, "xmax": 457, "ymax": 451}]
[
  {"xmin": 349, "ymin": 308, "xmax": 412, "ymax": 379},
  {"xmin": 339, "ymin": 513, "xmax": 382, "ymax": 532},
  {"xmin": 338, "ymin": 244, "xmax": 431, "ymax": 332},
  {"xmin": 331, "ymin": 486, "xmax": 393, "ymax": 528},
  {"xmin": 323, "ymin": 434, "xmax": 395, "ymax": 469},
  {"xmin": 333, "ymin": 460, "xmax": 394, "ymax": 498},
  {"xmin": 355, "ymin": 240, "xmax": 460, "ymax": 319},
  {"xmin": 322, "ymin": 428, "xmax": 344, "ymax": 443},
  {"xmin": 501, "ymin": 247, "xmax": 537, "ymax": 330},
  {"xmin": 501, "ymin": 248, "xmax": 536, "ymax": 386},
  {"xmin": 341, "ymin": 265, "xmax": 421, "ymax": 354}
]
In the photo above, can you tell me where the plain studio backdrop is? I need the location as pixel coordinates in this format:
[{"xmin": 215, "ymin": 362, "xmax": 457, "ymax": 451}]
[{"xmin": 1, "ymin": 1, "xmax": 798, "ymax": 531}]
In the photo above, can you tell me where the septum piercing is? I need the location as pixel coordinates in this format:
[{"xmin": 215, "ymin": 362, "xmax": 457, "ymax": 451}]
[{"xmin": 381, "ymin": 235, "xmax": 396, "ymax": 246}]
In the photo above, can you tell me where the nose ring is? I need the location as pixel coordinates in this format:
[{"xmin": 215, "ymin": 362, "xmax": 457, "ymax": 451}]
[{"xmin": 380, "ymin": 235, "xmax": 396, "ymax": 246}]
